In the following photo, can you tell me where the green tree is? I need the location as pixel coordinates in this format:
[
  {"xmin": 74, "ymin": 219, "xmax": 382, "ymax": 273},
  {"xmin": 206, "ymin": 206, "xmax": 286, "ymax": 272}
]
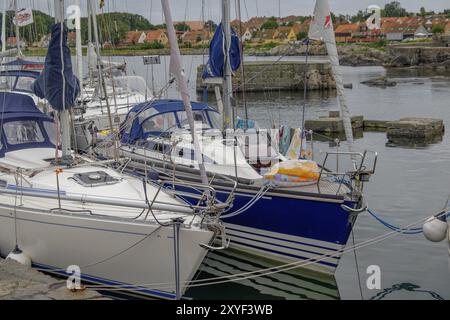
[
  {"xmin": 420, "ymin": 7, "xmax": 426, "ymax": 17},
  {"xmin": 296, "ymin": 31, "xmax": 307, "ymax": 40},
  {"xmin": 351, "ymin": 10, "xmax": 366, "ymax": 23},
  {"xmin": 175, "ymin": 22, "xmax": 190, "ymax": 32},
  {"xmin": 382, "ymin": 1, "xmax": 408, "ymax": 17},
  {"xmin": 261, "ymin": 17, "xmax": 278, "ymax": 29}
]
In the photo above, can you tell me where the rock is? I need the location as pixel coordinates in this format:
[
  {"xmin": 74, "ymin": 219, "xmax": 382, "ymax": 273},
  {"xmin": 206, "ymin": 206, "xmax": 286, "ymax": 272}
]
[
  {"xmin": 343, "ymin": 83, "xmax": 353, "ymax": 89},
  {"xmin": 361, "ymin": 76, "xmax": 397, "ymax": 88},
  {"xmin": 387, "ymin": 118, "xmax": 445, "ymax": 141}
]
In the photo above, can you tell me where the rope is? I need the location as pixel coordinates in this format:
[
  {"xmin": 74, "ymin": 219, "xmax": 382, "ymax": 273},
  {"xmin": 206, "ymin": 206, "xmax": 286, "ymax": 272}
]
[
  {"xmin": 82, "ymin": 208, "xmax": 448, "ymax": 292},
  {"xmin": 220, "ymin": 184, "xmax": 270, "ymax": 219},
  {"xmin": 367, "ymin": 208, "xmax": 426, "ymax": 235}
]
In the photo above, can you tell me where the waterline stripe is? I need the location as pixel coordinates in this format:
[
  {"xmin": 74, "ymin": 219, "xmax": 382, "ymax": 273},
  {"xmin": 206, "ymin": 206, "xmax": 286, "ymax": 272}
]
[
  {"xmin": 229, "ymin": 239, "xmax": 338, "ymax": 269},
  {"xmin": 225, "ymin": 225, "xmax": 342, "ymax": 251},
  {"xmin": 226, "ymin": 232, "xmax": 340, "ymax": 261},
  {"xmin": 34, "ymin": 262, "xmax": 176, "ymax": 300}
]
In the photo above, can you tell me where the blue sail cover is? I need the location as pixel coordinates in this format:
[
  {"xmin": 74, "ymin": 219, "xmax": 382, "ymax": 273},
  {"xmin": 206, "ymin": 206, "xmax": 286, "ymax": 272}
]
[
  {"xmin": 33, "ymin": 23, "xmax": 80, "ymax": 111},
  {"xmin": 202, "ymin": 23, "xmax": 241, "ymax": 79}
]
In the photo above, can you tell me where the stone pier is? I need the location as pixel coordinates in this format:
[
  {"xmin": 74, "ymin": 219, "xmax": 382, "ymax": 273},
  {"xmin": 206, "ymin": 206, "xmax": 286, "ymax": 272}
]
[
  {"xmin": 0, "ymin": 258, "xmax": 107, "ymax": 300},
  {"xmin": 196, "ymin": 61, "xmax": 336, "ymax": 92}
]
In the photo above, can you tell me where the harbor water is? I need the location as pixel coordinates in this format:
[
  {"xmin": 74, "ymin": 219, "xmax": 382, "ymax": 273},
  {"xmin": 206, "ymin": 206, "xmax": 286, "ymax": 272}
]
[{"xmin": 36, "ymin": 54, "xmax": 450, "ymax": 300}]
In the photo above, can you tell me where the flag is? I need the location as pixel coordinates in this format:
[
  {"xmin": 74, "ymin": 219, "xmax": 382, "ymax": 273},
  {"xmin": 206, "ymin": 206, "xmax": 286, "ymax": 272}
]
[
  {"xmin": 14, "ymin": 8, "xmax": 34, "ymax": 27},
  {"xmin": 100, "ymin": 0, "xmax": 105, "ymax": 9}
]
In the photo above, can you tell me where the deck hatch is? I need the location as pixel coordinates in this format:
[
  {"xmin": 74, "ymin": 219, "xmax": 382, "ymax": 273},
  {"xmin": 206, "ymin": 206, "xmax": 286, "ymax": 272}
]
[{"xmin": 72, "ymin": 171, "xmax": 120, "ymax": 187}]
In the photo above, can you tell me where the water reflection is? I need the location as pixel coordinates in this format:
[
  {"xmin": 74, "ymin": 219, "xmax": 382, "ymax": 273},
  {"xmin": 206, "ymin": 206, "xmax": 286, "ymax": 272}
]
[
  {"xmin": 185, "ymin": 249, "xmax": 340, "ymax": 300},
  {"xmin": 386, "ymin": 135, "xmax": 444, "ymax": 149}
]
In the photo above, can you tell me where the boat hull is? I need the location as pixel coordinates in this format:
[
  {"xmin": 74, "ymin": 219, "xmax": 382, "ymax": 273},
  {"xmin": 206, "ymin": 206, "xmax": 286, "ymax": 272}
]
[
  {"xmin": 166, "ymin": 182, "xmax": 356, "ymax": 275},
  {"xmin": 0, "ymin": 205, "xmax": 213, "ymax": 299}
]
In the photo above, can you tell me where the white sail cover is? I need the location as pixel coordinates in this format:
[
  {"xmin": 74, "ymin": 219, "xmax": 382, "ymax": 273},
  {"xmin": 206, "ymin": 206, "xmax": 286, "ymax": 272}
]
[{"xmin": 308, "ymin": 0, "xmax": 354, "ymax": 150}]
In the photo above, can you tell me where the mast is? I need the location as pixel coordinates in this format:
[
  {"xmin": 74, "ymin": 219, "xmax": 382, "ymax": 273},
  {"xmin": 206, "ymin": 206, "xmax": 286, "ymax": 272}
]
[
  {"xmin": 87, "ymin": 1, "xmax": 93, "ymax": 86},
  {"xmin": 88, "ymin": 0, "xmax": 118, "ymax": 160},
  {"xmin": 160, "ymin": 0, "xmax": 209, "ymax": 187},
  {"xmin": 1, "ymin": 1, "xmax": 6, "ymax": 54},
  {"xmin": 13, "ymin": 0, "xmax": 22, "ymax": 56},
  {"xmin": 222, "ymin": 0, "xmax": 233, "ymax": 130},
  {"xmin": 75, "ymin": 0, "xmax": 83, "ymax": 98},
  {"xmin": 54, "ymin": 0, "xmax": 72, "ymax": 159}
]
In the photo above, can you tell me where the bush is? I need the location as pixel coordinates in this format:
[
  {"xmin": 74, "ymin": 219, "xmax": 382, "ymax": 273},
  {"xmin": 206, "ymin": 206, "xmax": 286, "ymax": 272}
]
[
  {"xmin": 140, "ymin": 41, "xmax": 165, "ymax": 50},
  {"xmin": 432, "ymin": 25, "xmax": 445, "ymax": 34}
]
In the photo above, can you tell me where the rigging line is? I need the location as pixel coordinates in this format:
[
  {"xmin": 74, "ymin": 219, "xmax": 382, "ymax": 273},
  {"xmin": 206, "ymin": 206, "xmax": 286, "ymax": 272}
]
[
  {"xmin": 352, "ymin": 229, "xmax": 364, "ymax": 300},
  {"xmin": 299, "ymin": 39, "xmax": 309, "ymax": 157},
  {"xmin": 236, "ymin": 0, "xmax": 249, "ymax": 125},
  {"xmin": 84, "ymin": 209, "xmax": 447, "ymax": 291}
]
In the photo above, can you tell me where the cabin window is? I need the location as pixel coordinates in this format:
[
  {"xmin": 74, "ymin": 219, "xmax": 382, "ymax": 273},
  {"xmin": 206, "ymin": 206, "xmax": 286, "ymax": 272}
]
[
  {"xmin": 15, "ymin": 77, "xmax": 35, "ymax": 92},
  {"xmin": 142, "ymin": 113, "xmax": 176, "ymax": 133},
  {"xmin": 3, "ymin": 121, "xmax": 45, "ymax": 145},
  {"xmin": 43, "ymin": 121, "xmax": 58, "ymax": 146},
  {"xmin": 207, "ymin": 111, "xmax": 221, "ymax": 129},
  {"xmin": 0, "ymin": 76, "xmax": 15, "ymax": 90},
  {"xmin": 177, "ymin": 111, "xmax": 211, "ymax": 129},
  {"xmin": 124, "ymin": 111, "xmax": 137, "ymax": 134}
]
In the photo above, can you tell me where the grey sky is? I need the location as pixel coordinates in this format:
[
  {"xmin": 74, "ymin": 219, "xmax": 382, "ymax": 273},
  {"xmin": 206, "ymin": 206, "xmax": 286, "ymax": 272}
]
[{"xmin": 18, "ymin": 1, "xmax": 450, "ymax": 24}]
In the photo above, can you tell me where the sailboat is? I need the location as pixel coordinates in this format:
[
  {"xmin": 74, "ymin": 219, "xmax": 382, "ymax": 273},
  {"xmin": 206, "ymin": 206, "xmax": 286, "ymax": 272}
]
[
  {"xmin": 89, "ymin": 0, "xmax": 378, "ymax": 275},
  {"xmin": 0, "ymin": 0, "xmax": 223, "ymax": 300},
  {"xmin": 73, "ymin": 1, "xmax": 151, "ymax": 131}
]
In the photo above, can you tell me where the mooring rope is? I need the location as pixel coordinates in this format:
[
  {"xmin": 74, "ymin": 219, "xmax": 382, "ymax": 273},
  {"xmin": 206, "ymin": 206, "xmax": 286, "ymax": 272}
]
[
  {"xmin": 367, "ymin": 208, "xmax": 435, "ymax": 235},
  {"xmin": 81, "ymin": 208, "xmax": 448, "ymax": 292}
]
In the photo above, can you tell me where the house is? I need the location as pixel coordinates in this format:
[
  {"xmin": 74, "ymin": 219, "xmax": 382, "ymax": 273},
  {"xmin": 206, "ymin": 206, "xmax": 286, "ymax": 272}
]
[
  {"xmin": 278, "ymin": 15, "xmax": 300, "ymax": 25},
  {"xmin": 335, "ymin": 23, "xmax": 360, "ymax": 42},
  {"xmin": 276, "ymin": 26, "xmax": 297, "ymax": 42},
  {"xmin": 6, "ymin": 36, "xmax": 26, "ymax": 49},
  {"xmin": 241, "ymin": 28, "xmax": 253, "ymax": 42},
  {"xmin": 181, "ymin": 30, "xmax": 211, "ymax": 45},
  {"xmin": 252, "ymin": 29, "xmax": 278, "ymax": 43},
  {"xmin": 124, "ymin": 31, "xmax": 146, "ymax": 45},
  {"xmin": 144, "ymin": 30, "xmax": 168, "ymax": 45},
  {"xmin": 414, "ymin": 25, "xmax": 430, "ymax": 39},
  {"xmin": 381, "ymin": 18, "xmax": 423, "ymax": 41},
  {"xmin": 445, "ymin": 21, "xmax": 450, "ymax": 36},
  {"xmin": 174, "ymin": 21, "xmax": 204, "ymax": 31},
  {"xmin": 291, "ymin": 19, "xmax": 310, "ymax": 37},
  {"xmin": 246, "ymin": 17, "xmax": 269, "ymax": 32}
]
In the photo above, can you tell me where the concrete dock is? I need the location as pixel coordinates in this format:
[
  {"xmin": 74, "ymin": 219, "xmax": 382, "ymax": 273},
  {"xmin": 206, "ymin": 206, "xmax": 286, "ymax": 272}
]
[
  {"xmin": 0, "ymin": 258, "xmax": 107, "ymax": 300},
  {"xmin": 197, "ymin": 60, "xmax": 336, "ymax": 92}
]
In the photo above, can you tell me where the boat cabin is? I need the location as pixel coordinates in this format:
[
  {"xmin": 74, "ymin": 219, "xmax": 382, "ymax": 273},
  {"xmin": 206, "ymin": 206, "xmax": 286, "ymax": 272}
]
[
  {"xmin": 121, "ymin": 99, "xmax": 221, "ymax": 144},
  {"xmin": 0, "ymin": 92, "xmax": 56, "ymax": 158},
  {"xmin": 0, "ymin": 70, "xmax": 40, "ymax": 95}
]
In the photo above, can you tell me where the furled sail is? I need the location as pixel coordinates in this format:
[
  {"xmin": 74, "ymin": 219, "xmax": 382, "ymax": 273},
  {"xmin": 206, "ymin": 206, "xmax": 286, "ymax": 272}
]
[
  {"xmin": 308, "ymin": 0, "xmax": 354, "ymax": 150},
  {"xmin": 202, "ymin": 23, "xmax": 241, "ymax": 79},
  {"xmin": 161, "ymin": 0, "xmax": 209, "ymax": 187},
  {"xmin": 33, "ymin": 23, "xmax": 80, "ymax": 111}
]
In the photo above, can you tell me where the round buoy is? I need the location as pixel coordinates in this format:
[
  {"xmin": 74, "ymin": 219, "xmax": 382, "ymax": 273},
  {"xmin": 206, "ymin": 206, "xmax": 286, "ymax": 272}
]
[
  {"xmin": 423, "ymin": 215, "xmax": 448, "ymax": 242},
  {"xmin": 6, "ymin": 246, "xmax": 31, "ymax": 267}
]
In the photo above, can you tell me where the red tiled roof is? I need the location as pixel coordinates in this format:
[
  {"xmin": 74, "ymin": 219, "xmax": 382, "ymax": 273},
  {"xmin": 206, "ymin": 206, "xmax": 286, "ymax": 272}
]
[
  {"xmin": 145, "ymin": 30, "xmax": 166, "ymax": 42},
  {"xmin": 335, "ymin": 23, "xmax": 360, "ymax": 34}
]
